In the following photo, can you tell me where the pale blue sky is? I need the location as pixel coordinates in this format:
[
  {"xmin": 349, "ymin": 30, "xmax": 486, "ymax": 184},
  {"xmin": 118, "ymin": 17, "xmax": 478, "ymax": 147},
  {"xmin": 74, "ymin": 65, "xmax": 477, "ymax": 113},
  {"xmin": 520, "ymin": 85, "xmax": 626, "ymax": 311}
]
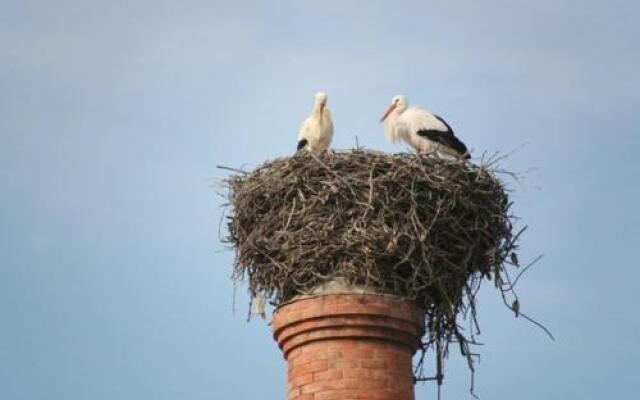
[{"xmin": 1, "ymin": 1, "xmax": 639, "ymax": 399}]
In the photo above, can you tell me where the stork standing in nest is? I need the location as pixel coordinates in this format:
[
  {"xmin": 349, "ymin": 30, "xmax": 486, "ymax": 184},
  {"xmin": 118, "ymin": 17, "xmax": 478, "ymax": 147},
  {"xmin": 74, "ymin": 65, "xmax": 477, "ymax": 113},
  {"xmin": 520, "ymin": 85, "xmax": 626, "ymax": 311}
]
[
  {"xmin": 297, "ymin": 91, "xmax": 334, "ymax": 154},
  {"xmin": 380, "ymin": 95, "xmax": 470, "ymax": 160}
]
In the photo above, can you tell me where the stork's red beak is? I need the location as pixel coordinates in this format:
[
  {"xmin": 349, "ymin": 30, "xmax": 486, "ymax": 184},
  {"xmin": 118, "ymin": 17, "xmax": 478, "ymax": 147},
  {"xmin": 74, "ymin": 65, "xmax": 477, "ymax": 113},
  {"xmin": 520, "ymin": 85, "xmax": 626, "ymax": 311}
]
[{"xmin": 380, "ymin": 104, "xmax": 396, "ymax": 122}]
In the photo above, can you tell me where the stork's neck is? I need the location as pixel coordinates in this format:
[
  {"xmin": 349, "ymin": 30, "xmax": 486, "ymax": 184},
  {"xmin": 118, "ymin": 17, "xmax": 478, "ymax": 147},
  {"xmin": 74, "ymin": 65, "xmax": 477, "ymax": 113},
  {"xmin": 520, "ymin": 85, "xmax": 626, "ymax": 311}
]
[
  {"xmin": 395, "ymin": 104, "xmax": 408, "ymax": 115},
  {"xmin": 383, "ymin": 113, "xmax": 404, "ymax": 143},
  {"xmin": 313, "ymin": 103, "xmax": 328, "ymax": 121}
]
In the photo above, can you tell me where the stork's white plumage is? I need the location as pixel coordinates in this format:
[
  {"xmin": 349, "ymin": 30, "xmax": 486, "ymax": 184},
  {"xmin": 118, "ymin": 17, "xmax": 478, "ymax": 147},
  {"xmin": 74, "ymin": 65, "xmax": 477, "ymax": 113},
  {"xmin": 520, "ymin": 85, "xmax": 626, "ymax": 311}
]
[
  {"xmin": 297, "ymin": 92, "xmax": 333, "ymax": 154},
  {"xmin": 380, "ymin": 95, "xmax": 470, "ymax": 159}
]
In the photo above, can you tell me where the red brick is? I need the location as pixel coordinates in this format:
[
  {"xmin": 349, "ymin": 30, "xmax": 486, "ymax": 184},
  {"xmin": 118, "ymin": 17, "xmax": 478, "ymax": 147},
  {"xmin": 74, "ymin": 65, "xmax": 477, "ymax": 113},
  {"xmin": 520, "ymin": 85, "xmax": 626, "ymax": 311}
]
[
  {"xmin": 291, "ymin": 395, "xmax": 314, "ymax": 400},
  {"xmin": 342, "ymin": 368, "xmax": 372, "ymax": 379},
  {"xmin": 341, "ymin": 377, "xmax": 386, "ymax": 390},
  {"xmin": 361, "ymin": 359, "xmax": 387, "ymax": 369},
  {"xmin": 314, "ymin": 390, "xmax": 341, "ymax": 400},
  {"xmin": 300, "ymin": 380, "xmax": 339, "ymax": 394},
  {"xmin": 313, "ymin": 369, "xmax": 343, "ymax": 381},
  {"xmin": 288, "ymin": 373, "xmax": 313, "ymax": 390},
  {"xmin": 291, "ymin": 350, "xmax": 328, "ymax": 366},
  {"xmin": 342, "ymin": 347, "xmax": 374, "ymax": 359},
  {"xmin": 292, "ymin": 360, "xmax": 328, "ymax": 376},
  {"xmin": 328, "ymin": 358, "xmax": 360, "ymax": 369},
  {"xmin": 288, "ymin": 347, "xmax": 304, "ymax": 359}
]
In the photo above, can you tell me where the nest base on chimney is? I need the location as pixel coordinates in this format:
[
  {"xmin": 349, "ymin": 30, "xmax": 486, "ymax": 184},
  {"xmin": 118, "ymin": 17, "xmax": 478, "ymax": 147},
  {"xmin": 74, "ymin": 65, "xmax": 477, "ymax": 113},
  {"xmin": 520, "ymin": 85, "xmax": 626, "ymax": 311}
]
[{"xmin": 223, "ymin": 149, "xmax": 525, "ymax": 387}]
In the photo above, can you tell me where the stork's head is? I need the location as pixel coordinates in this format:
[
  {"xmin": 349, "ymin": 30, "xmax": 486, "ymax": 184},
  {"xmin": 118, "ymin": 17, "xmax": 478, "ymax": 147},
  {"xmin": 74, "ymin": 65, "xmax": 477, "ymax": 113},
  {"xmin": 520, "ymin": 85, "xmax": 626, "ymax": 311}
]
[
  {"xmin": 315, "ymin": 91, "xmax": 328, "ymax": 103},
  {"xmin": 380, "ymin": 94, "xmax": 408, "ymax": 123}
]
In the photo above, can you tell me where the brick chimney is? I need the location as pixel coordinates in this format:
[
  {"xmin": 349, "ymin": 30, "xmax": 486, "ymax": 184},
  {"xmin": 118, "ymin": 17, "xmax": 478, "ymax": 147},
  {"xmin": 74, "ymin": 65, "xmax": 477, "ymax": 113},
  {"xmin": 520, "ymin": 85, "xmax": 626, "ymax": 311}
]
[{"xmin": 272, "ymin": 289, "xmax": 425, "ymax": 400}]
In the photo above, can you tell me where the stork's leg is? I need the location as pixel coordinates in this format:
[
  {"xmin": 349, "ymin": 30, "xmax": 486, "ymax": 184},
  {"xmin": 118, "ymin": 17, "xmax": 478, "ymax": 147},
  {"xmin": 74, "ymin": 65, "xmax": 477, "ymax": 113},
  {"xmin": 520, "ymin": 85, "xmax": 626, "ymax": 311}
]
[
  {"xmin": 417, "ymin": 148, "xmax": 435, "ymax": 157},
  {"xmin": 419, "ymin": 144, "xmax": 437, "ymax": 158}
]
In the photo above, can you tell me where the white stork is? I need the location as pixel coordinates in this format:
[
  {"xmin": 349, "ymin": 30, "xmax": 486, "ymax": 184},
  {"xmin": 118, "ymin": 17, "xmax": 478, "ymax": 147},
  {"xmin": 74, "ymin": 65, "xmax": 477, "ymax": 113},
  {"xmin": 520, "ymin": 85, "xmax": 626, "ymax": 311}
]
[
  {"xmin": 297, "ymin": 91, "xmax": 334, "ymax": 154},
  {"xmin": 380, "ymin": 95, "xmax": 470, "ymax": 160}
]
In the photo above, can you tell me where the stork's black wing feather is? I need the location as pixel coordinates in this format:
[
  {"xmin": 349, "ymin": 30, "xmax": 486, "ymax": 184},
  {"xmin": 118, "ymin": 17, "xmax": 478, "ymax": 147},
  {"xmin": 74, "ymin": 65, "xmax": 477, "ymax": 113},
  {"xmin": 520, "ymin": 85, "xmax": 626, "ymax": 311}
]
[
  {"xmin": 417, "ymin": 115, "xmax": 470, "ymax": 159},
  {"xmin": 433, "ymin": 114, "xmax": 454, "ymax": 133},
  {"xmin": 417, "ymin": 129, "xmax": 470, "ymax": 159},
  {"xmin": 297, "ymin": 139, "xmax": 308, "ymax": 151}
]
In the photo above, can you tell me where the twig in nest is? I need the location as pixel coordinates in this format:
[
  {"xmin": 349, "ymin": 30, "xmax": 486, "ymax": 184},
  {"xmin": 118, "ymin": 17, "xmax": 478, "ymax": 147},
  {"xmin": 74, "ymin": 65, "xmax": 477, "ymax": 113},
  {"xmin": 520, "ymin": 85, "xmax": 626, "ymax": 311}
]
[{"xmin": 217, "ymin": 165, "xmax": 248, "ymax": 174}]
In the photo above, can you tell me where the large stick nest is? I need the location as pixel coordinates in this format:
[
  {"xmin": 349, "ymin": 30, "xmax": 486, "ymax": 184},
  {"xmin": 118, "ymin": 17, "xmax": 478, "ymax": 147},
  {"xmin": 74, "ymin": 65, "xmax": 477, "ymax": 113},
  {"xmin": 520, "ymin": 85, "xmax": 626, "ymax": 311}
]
[{"xmin": 223, "ymin": 149, "xmax": 528, "ymax": 387}]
